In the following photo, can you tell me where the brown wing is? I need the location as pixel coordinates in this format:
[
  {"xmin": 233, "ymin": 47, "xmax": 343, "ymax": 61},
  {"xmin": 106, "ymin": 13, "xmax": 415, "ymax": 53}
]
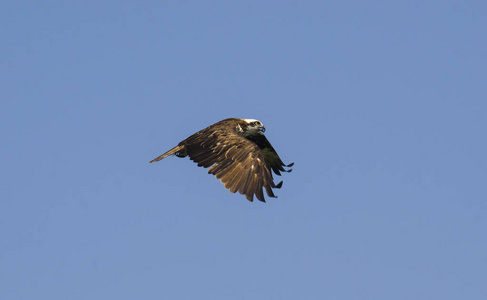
[
  {"xmin": 181, "ymin": 127, "xmax": 280, "ymax": 202},
  {"xmin": 244, "ymin": 132, "xmax": 294, "ymax": 177}
]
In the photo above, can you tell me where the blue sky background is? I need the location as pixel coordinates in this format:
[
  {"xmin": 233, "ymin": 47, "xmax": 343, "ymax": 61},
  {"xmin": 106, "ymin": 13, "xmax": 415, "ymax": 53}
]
[{"xmin": 1, "ymin": 1, "xmax": 486, "ymax": 299}]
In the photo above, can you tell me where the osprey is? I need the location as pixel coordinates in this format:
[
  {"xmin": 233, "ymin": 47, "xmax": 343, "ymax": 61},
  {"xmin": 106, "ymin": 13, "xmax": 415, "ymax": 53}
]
[{"xmin": 150, "ymin": 118, "xmax": 293, "ymax": 202}]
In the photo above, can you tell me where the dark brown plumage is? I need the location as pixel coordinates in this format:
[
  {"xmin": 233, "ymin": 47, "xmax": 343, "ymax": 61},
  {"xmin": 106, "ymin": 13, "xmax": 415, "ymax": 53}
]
[{"xmin": 150, "ymin": 118, "xmax": 293, "ymax": 202}]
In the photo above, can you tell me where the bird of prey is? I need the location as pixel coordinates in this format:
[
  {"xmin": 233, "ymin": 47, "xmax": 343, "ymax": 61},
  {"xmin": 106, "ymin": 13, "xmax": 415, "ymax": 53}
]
[{"xmin": 150, "ymin": 118, "xmax": 293, "ymax": 202}]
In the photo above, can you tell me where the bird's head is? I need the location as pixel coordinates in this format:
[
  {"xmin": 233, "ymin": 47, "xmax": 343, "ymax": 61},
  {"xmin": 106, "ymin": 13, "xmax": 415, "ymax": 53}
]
[{"xmin": 242, "ymin": 119, "xmax": 265, "ymax": 134}]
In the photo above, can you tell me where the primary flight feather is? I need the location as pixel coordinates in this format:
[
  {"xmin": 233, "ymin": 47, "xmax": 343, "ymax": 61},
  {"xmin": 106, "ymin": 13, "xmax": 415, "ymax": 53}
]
[{"xmin": 150, "ymin": 118, "xmax": 293, "ymax": 202}]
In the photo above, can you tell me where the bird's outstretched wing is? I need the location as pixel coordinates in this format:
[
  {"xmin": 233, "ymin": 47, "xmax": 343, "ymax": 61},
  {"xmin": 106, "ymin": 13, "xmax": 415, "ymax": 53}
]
[
  {"xmin": 244, "ymin": 132, "xmax": 294, "ymax": 177},
  {"xmin": 181, "ymin": 127, "xmax": 280, "ymax": 202}
]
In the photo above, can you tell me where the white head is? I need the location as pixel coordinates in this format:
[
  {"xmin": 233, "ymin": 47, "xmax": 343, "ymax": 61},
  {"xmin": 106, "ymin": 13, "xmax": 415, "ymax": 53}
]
[
  {"xmin": 243, "ymin": 119, "xmax": 260, "ymax": 123},
  {"xmin": 242, "ymin": 118, "xmax": 266, "ymax": 135}
]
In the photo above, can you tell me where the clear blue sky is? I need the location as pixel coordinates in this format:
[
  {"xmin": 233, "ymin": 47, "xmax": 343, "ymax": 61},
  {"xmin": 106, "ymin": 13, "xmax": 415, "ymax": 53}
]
[{"xmin": 1, "ymin": 1, "xmax": 486, "ymax": 299}]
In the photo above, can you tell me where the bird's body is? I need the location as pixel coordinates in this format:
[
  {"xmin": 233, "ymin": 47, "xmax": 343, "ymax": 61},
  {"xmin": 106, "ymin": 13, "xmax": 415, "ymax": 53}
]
[{"xmin": 150, "ymin": 118, "xmax": 293, "ymax": 202}]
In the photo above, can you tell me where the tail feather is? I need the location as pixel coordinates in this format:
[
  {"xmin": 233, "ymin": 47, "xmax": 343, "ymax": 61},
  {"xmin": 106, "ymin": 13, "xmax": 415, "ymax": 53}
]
[{"xmin": 150, "ymin": 145, "xmax": 183, "ymax": 163}]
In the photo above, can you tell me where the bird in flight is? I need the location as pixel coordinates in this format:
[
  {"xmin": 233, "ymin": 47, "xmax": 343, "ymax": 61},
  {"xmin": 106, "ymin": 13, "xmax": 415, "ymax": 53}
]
[{"xmin": 150, "ymin": 118, "xmax": 293, "ymax": 202}]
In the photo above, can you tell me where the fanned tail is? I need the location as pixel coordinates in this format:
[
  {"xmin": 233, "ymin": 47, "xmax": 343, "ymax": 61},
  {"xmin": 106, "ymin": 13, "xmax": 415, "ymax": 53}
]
[{"xmin": 149, "ymin": 145, "xmax": 184, "ymax": 163}]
